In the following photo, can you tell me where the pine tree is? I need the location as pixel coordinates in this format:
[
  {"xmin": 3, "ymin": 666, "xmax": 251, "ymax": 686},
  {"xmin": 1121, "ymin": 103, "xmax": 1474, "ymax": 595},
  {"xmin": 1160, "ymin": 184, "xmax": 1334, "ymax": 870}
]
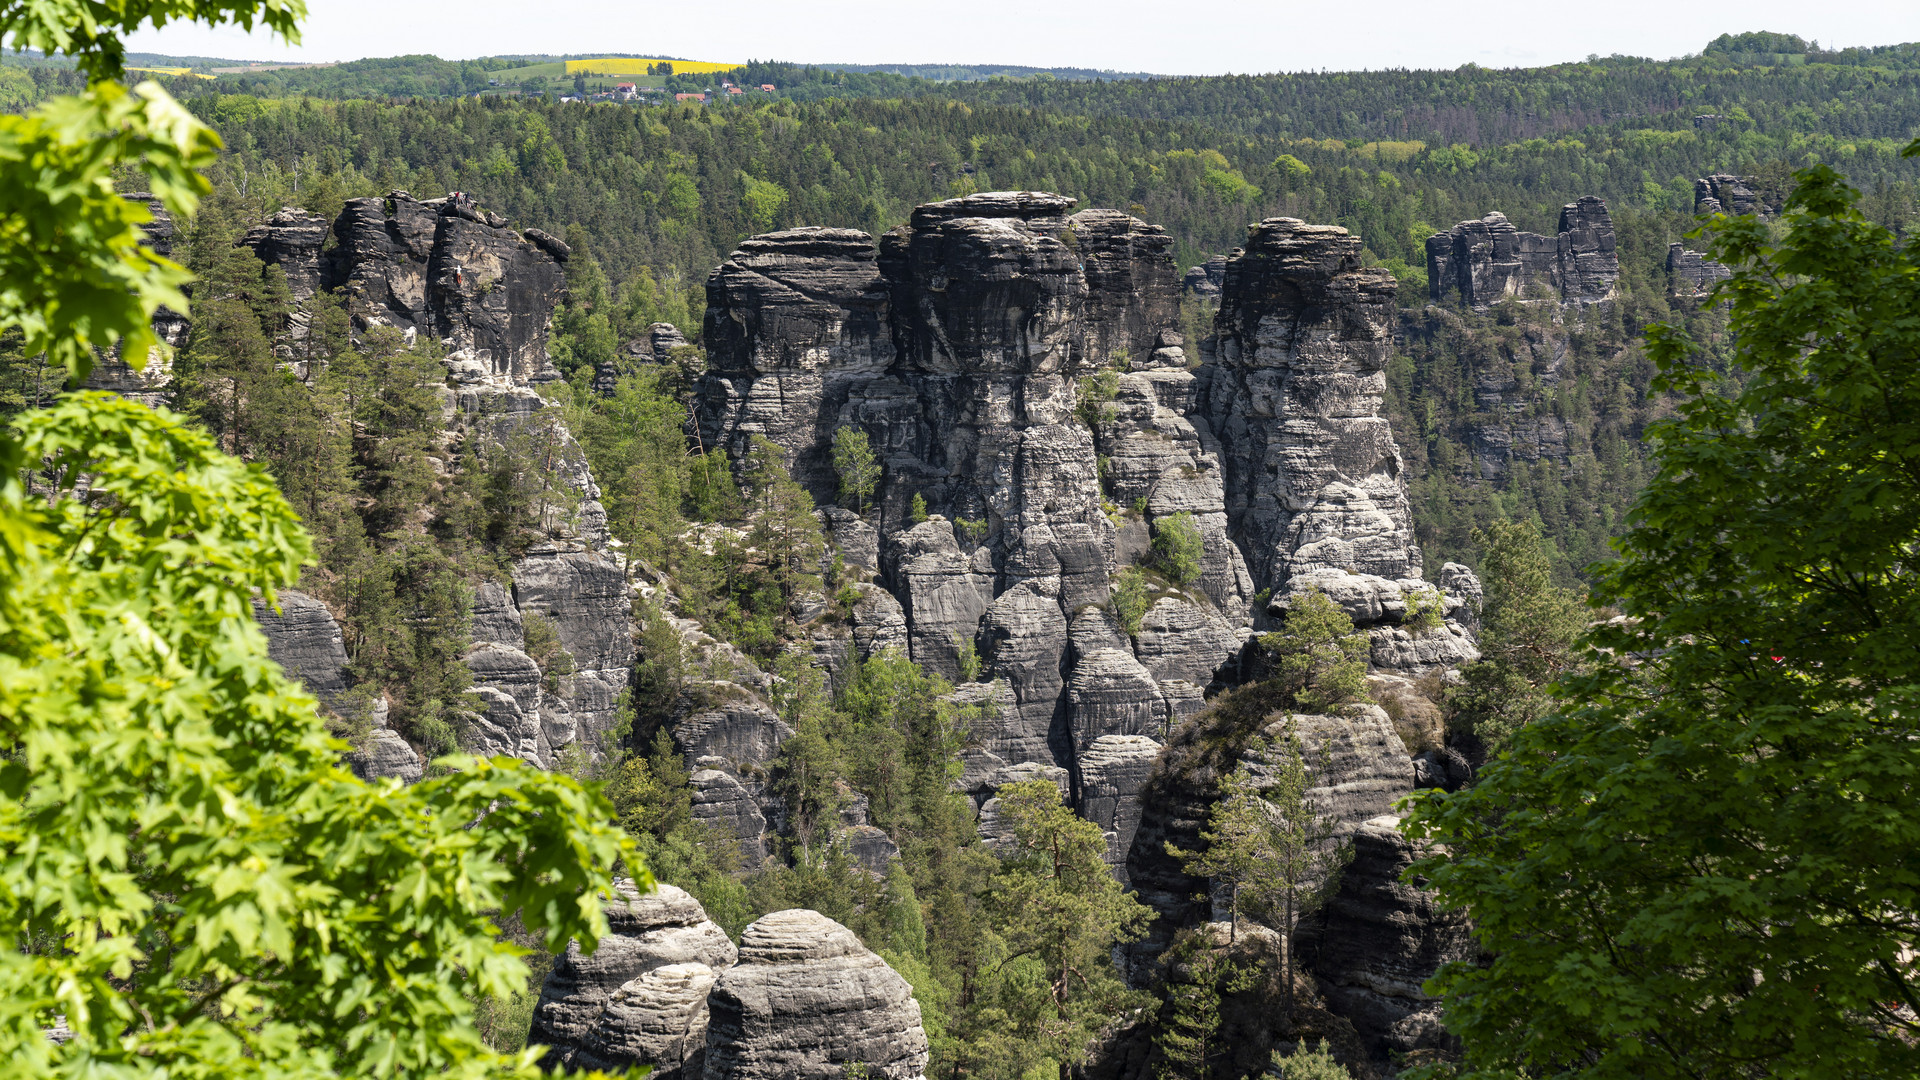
[
  {"xmin": 745, "ymin": 435, "xmax": 825, "ymax": 616},
  {"xmin": 831, "ymin": 425, "xmax": 881, "ymax": 511},
  {"xmin": 1256, "ymin": 588, "xmax": 1371, "ymax": 712},
  {"xmin": 1448, "ymin": 518, "xmax": 1588, "ymax": 755}
]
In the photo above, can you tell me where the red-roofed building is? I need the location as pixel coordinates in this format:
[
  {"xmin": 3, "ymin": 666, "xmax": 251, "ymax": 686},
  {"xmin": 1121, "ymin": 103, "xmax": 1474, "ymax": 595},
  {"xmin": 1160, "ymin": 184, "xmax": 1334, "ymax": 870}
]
[
  {"xmin": 760, "ymin": 83, "xmax": 776, "ymax": 92},
  {"xmin": 675, "ymin": 92, "xmax": 706, "ymax": 102},
  {"xmin": 614, "ymin": 82, "xmax": 637, "ymax": 100}
]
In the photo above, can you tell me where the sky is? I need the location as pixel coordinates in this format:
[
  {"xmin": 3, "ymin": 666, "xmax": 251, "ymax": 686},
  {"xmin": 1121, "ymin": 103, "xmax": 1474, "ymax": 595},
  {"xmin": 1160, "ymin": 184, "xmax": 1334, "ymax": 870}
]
[{"xmin": 122, "ymin": 0, "xmax": 1920, "ymax": 76}]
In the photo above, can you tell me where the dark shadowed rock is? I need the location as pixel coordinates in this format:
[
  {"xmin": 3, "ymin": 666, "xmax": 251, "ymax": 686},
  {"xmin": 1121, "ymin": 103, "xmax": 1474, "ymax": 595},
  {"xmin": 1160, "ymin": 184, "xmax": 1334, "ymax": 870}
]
[
  {"xmin": 703, "ymin": 909, "xmax": 930, "ymax": 1080},
  {"xmin": 241, "ymin": 206, "xmax": 331, "ymax": 307},
  {"xmin": 330, "ymin": 191, "xmax": 567, "ymax": 384},
  {"xmin": 1300, "ymin": 816, "xmax": 1474, "ymax": 1067}
]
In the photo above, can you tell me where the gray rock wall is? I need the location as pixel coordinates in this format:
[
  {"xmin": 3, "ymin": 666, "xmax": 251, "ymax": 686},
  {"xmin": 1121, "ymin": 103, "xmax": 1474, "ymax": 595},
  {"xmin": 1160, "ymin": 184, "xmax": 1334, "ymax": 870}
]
[
  {"xmin": 691, "ymin": 194, "xmax": 1475, "ymax": 878},
  {"xmin": 1426, "ymin": 196, "xmax": 1619, "ymax": 307}
]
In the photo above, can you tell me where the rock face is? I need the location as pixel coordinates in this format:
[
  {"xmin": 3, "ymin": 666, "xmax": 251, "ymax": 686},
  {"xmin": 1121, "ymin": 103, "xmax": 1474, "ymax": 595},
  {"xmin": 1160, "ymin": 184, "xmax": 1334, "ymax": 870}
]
[
  {"xmin": 530, "ymin": 881, "xmax": 739, "ymax": 1070},
  {"xmin": 1426, "ymin": 197, "xmax": 1619, "ymax": 307},
  {"xmin": 250, "ymin": 589, "xmax": 421, "ymax": 783},
  {"xmin": 704, "ymin": 909, "xmax": 930, "ymax": 1080},
  {"xmin": 1299, "ymin": 816, "xmax": 1476, "ymax": 1066},
  {"xmin": 230, "ymin": 194, "xmax": 632, "ymax": 769},
  {"xmin": 692, "ymin": 194, "xmax": 1471, "ymax": 876},
  {"xmin": 327, "ymin": 190, "xmax": 569, "ymax": 385},
  {"xmin": 1668, "ymin": 242, "xmax": 1732, "ymax": 300},
  {"xmin": 1695, "ymin": 174, "xmax": 1778, "ymax": 218}
]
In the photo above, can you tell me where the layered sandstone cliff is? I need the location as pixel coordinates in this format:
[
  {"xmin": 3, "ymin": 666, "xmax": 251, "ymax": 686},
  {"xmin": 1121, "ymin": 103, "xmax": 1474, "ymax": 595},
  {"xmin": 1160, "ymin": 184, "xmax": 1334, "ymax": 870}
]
[{"xmin": 1426, "ymin": 196, "xmax": 1619, "ymax": 307}]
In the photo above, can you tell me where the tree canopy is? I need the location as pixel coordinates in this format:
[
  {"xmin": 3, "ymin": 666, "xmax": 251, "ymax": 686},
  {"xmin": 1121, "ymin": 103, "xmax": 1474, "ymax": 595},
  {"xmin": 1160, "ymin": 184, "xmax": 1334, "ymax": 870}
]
[{"xmin": 1405, "ymin": 156, "xmax": 1920, "ymax": 1078}]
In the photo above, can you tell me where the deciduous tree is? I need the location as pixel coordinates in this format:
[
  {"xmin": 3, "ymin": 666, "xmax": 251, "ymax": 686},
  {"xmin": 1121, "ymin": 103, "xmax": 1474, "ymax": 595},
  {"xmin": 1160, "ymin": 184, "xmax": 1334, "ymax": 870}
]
[{"xmin": 1406, "ymin": 159, "xmax": 1920, "ymax": 1080}]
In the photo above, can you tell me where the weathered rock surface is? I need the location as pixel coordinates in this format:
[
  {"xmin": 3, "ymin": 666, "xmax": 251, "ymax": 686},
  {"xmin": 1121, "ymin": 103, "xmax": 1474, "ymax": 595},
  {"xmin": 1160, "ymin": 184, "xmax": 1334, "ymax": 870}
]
[
  {"xmin": 691, "ymin": 767, "xmax": 770, "ymax": 869},
  {"xmin": 330, "ymin": 191, "xmax": 567, "ymax": 385},
  {"xmin": 1426, "ymin": 197, "xmax": 1619, "ymax": 307},
  {"xmin": 511, "ymin": 547, "xmax": 636, "ymax": 756},
  {"xmin": 1207, "ymin": 219, "xmax": 1422, "ymax": 595},
  {"xmin": 690, "ymin": 194, "xmax": 1474, "ymax": 869},
  {"xmin": 1299, "ymin": 816, "xmax": 1475, "ymax": 1066},
  {"xmin": 252, "ymin": 589, "xmax": 353, "ymax": 714},
  {"xmin": 531, "ymin": 881, "xmax": 738, "ymax": 1070},
  {"xmin": 1694, "ymin": 174, "xmax": 1778, "ymax": 218},
  {"xmin": 252, "ymin": 589, "xmax": 421, "ymax": 782},
  {"xmin": 575, "ymin": 962, "xmax": 720, "ymax": 1080},
  {"xmin": 1668, "ymin": 241, "xmax": 1732, "ymax": 300},
  {"xmin": 703, "ymin": 909, "xmax": 930, "ymax": 1080},
  {"xmin": 1077, "ymin": 733, "xmax": 1162, "ymax": 873}
]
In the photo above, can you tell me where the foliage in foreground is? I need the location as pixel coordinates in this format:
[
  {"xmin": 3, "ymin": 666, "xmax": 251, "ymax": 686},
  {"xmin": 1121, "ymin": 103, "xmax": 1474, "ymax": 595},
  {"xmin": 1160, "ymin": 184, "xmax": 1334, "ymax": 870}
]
[
  {"xmin": 0, "ymin": 1, "xmax": 643, "ymax": 1075},
  {"xmin": 1405, "ymin": 160, "xmax": 1920, "ymax": 1078},
  {"xmin": 0, "ymin": 395, "xmax": 638, "ymax": 1078}
]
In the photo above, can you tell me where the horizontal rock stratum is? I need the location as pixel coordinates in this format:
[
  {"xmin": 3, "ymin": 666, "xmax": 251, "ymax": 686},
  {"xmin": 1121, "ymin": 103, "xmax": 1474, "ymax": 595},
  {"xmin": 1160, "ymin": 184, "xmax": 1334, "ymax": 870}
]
[{"xmin": 533, "ymin": 891, "xmax": 930, "ymax": 1080}]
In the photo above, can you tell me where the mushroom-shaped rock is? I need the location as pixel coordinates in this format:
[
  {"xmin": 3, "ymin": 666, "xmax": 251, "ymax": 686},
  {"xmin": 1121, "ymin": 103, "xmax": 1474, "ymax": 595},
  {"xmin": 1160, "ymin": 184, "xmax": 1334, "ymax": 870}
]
[
  {"xmin": 531, "ymin": 882, "xmax": 737, "ymax": 1065},
  {"xmin": 703, "ymin": 909, "xmax": 930, "ymax": 1080}
]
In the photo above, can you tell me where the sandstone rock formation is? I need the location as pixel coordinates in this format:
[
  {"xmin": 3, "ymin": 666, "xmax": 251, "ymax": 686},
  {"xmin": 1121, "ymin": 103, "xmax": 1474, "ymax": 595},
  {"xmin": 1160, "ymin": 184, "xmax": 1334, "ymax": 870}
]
[
  {"xmin": 1299, "ymin": 816, "xmax": 1475, "ymax": 1066},
  {"xmin": 328, "ymin": 191, "xmax": 569, "ymax": 385},
  {"xmin": 691, "ymin": 194, "xmax": 1473, "ymax": 879},
  {"xmin": 1181, "ymin": 253, "xmax": 1229, "ymax": 300},
  {"xmin": 1694, "ymin": 174, "xmax": 1778, "ymax": 218},
  {"xmin": 704, "ymin": 909, "xmax": 930, "ymax": 1080},
  {"xmin": 1668, "ymin": 242, "xmax": 1732, "ymax": 300},
  {"xmin": 529, "ymin": 881, "xmax": 738, "ymax": 1070},
  {"xmin": 1426, "ymin": 197, "xmax": 1619, "ymax": 307},
  {"xmin": 226, "ymin": 195, "xmax": 632, "ymax": 769},
  {"xmin": 251, "ymin": 589, "xmax": 421, "ymax": 783}
]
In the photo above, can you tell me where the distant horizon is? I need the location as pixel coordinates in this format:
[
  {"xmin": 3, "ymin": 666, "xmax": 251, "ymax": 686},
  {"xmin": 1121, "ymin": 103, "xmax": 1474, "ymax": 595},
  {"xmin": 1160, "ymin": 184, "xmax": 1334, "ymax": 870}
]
[
  {"xmin": 83, "ymin": 36, "xmax": 1920, "ymax": 84},
  {"xmin": 107, "ymin": 0, "xmax": 1920, "ymax": 79}
]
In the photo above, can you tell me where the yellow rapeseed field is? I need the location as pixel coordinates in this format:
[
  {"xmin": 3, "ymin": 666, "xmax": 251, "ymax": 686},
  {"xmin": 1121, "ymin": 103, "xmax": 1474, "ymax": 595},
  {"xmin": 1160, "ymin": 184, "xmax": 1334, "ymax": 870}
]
[{"xmin": 564, "ymin": 58, "xmax": 742, "ymax": 76}]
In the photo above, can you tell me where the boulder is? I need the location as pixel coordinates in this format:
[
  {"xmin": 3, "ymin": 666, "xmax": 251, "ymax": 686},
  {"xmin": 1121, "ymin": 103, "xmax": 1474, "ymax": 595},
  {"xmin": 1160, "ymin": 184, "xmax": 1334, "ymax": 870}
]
[
  {"xmin": 530, "ymin": 881, "xmax": 738, "ymax": 1065},
  {"xmin": 703, "ymin": 909, "xmax": 930, "ymax": 1080},
  {"xmin": 575, "ymin": 962, "xmax": 720, "ymax": 1080}
]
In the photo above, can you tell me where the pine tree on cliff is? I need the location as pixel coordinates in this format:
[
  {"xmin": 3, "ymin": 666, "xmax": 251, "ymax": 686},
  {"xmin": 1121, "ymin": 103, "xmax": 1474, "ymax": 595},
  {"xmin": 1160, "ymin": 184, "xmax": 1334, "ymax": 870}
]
[{"xmin": 745, "ymin": 435, "xmax": 825, "ymax": 616}]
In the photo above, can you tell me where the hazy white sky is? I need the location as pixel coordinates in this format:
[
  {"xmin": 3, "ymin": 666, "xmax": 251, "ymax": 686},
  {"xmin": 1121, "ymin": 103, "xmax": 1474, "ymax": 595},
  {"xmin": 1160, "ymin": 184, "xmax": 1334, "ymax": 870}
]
[{"xmin": 121, "ymin": 0, "xmax": 1920, "ymax": 76}]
